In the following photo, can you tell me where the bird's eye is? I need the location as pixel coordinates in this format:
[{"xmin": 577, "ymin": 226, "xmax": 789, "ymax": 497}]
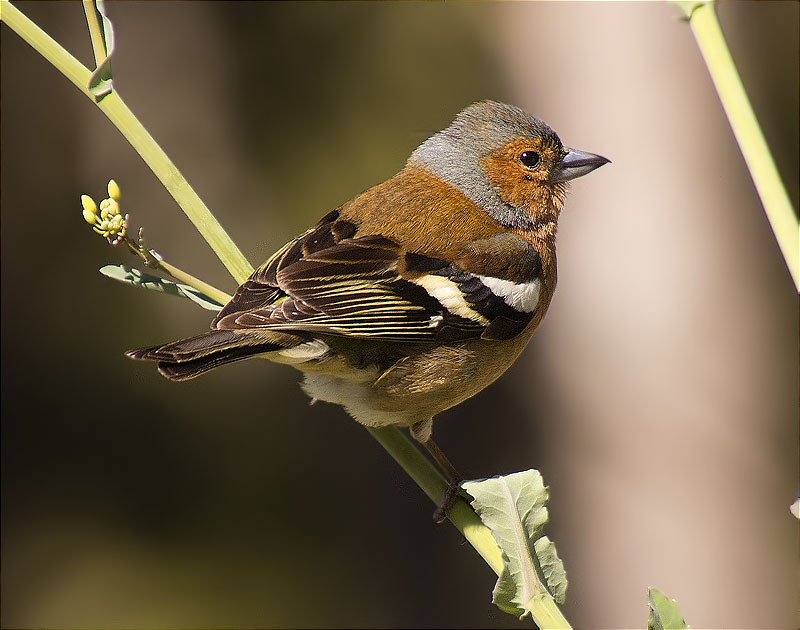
[{"xmin": 519, "ymin": 151, "xmax": 540, "ymax": 168}]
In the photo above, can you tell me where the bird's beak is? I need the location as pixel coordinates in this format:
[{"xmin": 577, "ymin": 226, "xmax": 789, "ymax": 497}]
[{"xmin": 550, "ymin": 148, "xmax": 610, "ymax": 183}]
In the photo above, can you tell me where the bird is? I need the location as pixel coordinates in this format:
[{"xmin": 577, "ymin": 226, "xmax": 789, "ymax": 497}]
[{"xmin": 127, "ymin": 100, "xmax": 609, "ymax": 518}]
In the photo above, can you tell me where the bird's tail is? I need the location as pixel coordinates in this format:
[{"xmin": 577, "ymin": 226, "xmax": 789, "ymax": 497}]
[{"xmin": 126, "ymin": 329, "xmax": 305, "ymax": 381}]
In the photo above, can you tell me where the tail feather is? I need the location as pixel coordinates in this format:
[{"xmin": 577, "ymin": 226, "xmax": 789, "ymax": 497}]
[
  {"xmin": 127, "ymin": 329, "xmax": 306, "ymax": 381},
  {"xmin": 154, "ymin": 344, "xmax": 272, "ymax": 381}
]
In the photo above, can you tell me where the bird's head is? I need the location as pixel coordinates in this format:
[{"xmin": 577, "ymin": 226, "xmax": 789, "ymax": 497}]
[{"xmin": 409, "ymin": 100, "xmax": 609, "ymax": 231}]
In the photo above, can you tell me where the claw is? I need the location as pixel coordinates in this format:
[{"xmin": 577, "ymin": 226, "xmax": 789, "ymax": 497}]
[{"xmin": 433, "ymin": 478, "xmax": 463, "ymax": 523}]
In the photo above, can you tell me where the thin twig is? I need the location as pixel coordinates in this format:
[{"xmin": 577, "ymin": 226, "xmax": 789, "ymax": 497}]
[{"xmin": 82, "ymin": 0, "xmax": 105, "ymax": 66}]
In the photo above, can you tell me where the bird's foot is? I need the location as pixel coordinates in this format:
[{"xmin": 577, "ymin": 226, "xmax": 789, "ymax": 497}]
[{"xmin": 433, "ymin": 476, "xmax": 464, "ymax": 524}]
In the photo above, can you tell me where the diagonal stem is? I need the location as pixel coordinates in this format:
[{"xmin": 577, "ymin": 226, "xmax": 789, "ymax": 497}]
[
  {"xmin": 368, "ymin": 426, "xmax": 506, "ymax": 576},
  {"xmin": 1, "ymin": 0, "xmax": 254, "ymax": 285},
  {"xmin": 673, "ymin": 0, "xmax": 799, "ymax": 291}
]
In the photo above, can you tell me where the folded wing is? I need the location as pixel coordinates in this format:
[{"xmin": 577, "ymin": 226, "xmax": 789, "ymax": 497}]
[{"xmin": 212, "ymin": 211, "xmax": 537, "ymax": 343}]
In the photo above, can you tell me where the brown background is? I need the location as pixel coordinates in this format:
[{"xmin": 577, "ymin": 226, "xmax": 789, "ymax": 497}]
[{"xmin": 2, "ymin": 2, "xmax": 797, "ymax": 628}]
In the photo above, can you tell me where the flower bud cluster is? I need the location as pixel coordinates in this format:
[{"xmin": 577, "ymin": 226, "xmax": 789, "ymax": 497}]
[{"xmin": 81, "ymin": 179, "xmax": 128, "ymax": 245}]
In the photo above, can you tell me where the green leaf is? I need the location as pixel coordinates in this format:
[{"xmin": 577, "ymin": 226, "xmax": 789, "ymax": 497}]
[
  {"xmin": 462, "ymin": 470, "xmax": 567, "ymax": 620},
  {"xmin": 99, "ymin": 264, "xmax": 223, "ymax": 311},
  {"xmin": 648, "ymin": 588, "xmax": 689, "ymax": 630},
  {"xmin": 534, "ymin": 536, "xmax": 567, "ymax": 605}
]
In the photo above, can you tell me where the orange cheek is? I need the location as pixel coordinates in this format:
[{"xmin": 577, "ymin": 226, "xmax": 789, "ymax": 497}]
[{"xmin": 480, "ymin": 151, "xmax": 551, "ymax": 216}]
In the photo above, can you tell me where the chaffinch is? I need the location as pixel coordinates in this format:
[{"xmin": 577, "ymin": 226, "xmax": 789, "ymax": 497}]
[{"xmin": 128, "ymin": 100, "xmax": 608, "ymax": 511}]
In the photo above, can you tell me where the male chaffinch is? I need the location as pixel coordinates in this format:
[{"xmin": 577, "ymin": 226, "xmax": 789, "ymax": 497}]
[{"xmin": 128, "ymin": 100, "xmax": 608, "ymax": 511}]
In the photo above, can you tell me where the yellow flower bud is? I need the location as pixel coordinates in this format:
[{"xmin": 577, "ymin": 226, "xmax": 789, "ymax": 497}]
[
  {"xmin": 82, "ymin": 208, "xmax": 97, "ymax": 225},
  {"xmin": 107, "ymin": 179, "xmax": 121, "ymax": 201},
  {"xmin": 81, "ymin": 195, "xmax": 98, "ymax": 225},
  {"xmin": 81, "ymin": 194, "xmax": 97, "ymax": 214}
]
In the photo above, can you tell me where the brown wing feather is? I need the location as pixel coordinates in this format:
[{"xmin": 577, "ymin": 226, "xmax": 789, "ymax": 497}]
[{"xmin": 211, "ymin": 209, "xmax": 535, "ymax": 342}]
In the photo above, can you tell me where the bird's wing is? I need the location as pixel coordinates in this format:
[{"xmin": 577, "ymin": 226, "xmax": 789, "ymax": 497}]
[{"xmin": 212, "ymin": 210, "xmax": 537, "ymax": 342}]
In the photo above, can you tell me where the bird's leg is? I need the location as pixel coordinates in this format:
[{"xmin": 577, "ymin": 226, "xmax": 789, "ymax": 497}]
[{"xmin": 410, "ymin": 419, "xmax": 464, "ymax": 523}]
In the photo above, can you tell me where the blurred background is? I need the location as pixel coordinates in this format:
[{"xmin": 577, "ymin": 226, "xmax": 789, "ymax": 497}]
[{"xmin": 2, "ymin": 2, "xmax": 797, "ymax": 628}]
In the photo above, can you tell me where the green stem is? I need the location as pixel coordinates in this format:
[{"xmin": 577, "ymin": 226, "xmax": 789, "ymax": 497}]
[
  {"xmin": 1, "ymin": 0, "xmax": 254, "ymax": 285},
  {"xmin": 673, "ymin": 0, "xmax": 800, "ymax": 291},
  {"xmin": 528, "ymin": 594, "xmax": 572, "ymax": 629},
  {"xmin": 97, "ymin": 90, "xmax": 254, "ymax": 283},
  {"xmin": 367, "ymin": 428, "xmax": 571, "ymax": 626},
  {"xmin": 368, "ymin": 427, "xmax": 506, "ymax": 576},
  {"xmin": 157, "ymin": 260, "xmax": 232, "ymax": 306},
  {"xmin": 82, "ymin": 0, "xmax": 105, "ymax": 66},
  {"xmin": 120, "ymin": 234, "xmax": 232, "ymax": 305},
  {"xmin": 120, "ymin": 236, "xmax": 232, "ymax": 305}
]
